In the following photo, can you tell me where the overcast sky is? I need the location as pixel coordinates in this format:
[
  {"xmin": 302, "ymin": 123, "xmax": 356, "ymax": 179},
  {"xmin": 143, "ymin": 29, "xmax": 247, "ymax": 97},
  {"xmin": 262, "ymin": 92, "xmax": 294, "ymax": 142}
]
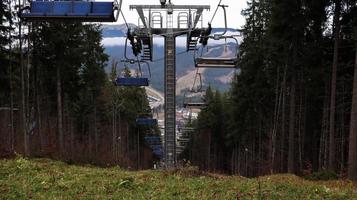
[{"xmin": 104, "ymin": 0, "xmax": 247, "ymax": 28}]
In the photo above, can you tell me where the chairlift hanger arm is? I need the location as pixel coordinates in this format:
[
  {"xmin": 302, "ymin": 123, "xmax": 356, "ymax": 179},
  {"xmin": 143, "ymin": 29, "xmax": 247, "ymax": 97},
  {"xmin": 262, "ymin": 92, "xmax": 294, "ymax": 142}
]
[
  {"xmin": 191, "ymin": 69, "xmax": 203, "ymax": 92},
  {"xmin": 198, "ymin": 4, "xmax": 228, "ymax": 47},
  {"xmin": 217, "ymin": 5, "xmax": 228, "ymax": 36},
  {"xmin": 135, "ymin": 7, "xmax": 148, "ymax": 28},
  {"xmin": 193, "ymin": 8, "xmax": 204, "ymax": 29}
]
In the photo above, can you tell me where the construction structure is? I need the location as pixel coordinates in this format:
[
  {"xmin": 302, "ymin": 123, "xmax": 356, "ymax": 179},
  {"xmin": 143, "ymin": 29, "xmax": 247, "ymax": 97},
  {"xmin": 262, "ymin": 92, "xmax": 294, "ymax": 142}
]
[{"xmin": 128, "ymin": 2, "xmax": 210, "ymax": 167}]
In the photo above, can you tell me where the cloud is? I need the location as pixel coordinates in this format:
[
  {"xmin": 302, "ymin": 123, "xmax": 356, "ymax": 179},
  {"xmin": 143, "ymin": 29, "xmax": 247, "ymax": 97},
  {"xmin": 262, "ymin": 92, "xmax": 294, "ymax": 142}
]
[
  {"xmin": 101, "ymin": 36, "xmax": 188, "ymax": 47},
  {"xmin": 101, "ymin": 37, "xmax": 127, "ymax": 47},
  {"xmin": 214, "ymin": 30, "xmax": 242, "ymax": 36}
]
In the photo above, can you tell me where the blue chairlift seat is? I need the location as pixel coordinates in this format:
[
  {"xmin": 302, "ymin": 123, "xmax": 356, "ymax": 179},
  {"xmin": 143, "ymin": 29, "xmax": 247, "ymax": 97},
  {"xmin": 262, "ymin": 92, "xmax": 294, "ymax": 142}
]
[
  {"xmin": 146, "ymin": 140, "xmax": 161, "ymax": 144},
  {"xmin": 145, "ymin": 136, "xmax": 161, "ymax": 140},
  {"xmin": 145, "ymin": 136, "xmax": 161, "ymax": 143},
  {"xmin": 136, "ymin": 118, "xmax": 157, "ymax": 126},
  {"xmin": 150, "ymin": 145, "xmax": 162, "ymax": 149},
  {"xmin": 21, "ymin": 1, "xmax": 120, "ymax": 22},
  {"xmin": 153, "ymin": 150, "xmax": 162, "ymax": 154},
  {"xmin": 153, "ymin": 149, "xmax": 163, "ymax": 156},
  {"xmin": 116, "ymin": 77, "xmax": 149, "ymax": 87}
]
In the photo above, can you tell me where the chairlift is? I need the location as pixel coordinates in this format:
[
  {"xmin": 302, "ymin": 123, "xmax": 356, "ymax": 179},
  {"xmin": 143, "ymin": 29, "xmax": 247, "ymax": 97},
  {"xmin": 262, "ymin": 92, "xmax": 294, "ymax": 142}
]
[
  {"xmin": 115, "ymin": 33, "xmax": 152, "ymax": 87},
  {"xmin": 115, "ymin": 60, "xmax": 151, "ymax": 86},
  {"xmin": 145, "ymin": 135, "xmax": 162, "ymax": 144},
  {"xmin": 183, "ymin": 71, "xmax": 206, "ymax": 109},
  {"xmin": 194, "ymin": 4, "xmax": 240, "ymax": 69},
  {"xmin": 145, "ymin": 135, "xmax": 163, "ymax": 157},
  {"xmin": 194, "ymin": 36, "xmax": 239, "ymax": 68},
  {"xmin": 183, "ymin": 90, "xmax": 207, "ymax": 109},
  {"xmin": 116, "ymin": 77, "xmax": 149, "ymax": 87},
  {"xmin": 136, "ymin": 107, "xmax": 158, "ymax": 126},
  {"xmin": 20, "ymin": 0, "xmax": 122, "ymax": 22},
  {"xmin": 136, "ymin": 118, "xmax": 158, "ymax": 126}
]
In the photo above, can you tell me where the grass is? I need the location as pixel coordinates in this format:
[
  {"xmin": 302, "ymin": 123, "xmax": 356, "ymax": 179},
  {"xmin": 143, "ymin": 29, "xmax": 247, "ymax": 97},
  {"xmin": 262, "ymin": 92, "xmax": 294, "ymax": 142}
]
[{"xmin": 0, "ymin": 157, "xmax": 356, "ymax": 200}]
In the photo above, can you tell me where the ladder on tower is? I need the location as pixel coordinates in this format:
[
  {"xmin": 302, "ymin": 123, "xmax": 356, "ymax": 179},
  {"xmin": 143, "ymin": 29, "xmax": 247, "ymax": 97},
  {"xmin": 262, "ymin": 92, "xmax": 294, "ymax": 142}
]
[
  {"xmin": 186, "ymin": 30, "xmax": 201, "ymax": 52},
  {"xmin": 166, "ymin": 13, "xmax": 173, "ymax": 29},
  {"xmin": 135, "ymin": 29, "xmax": 153, "ymax": 61},
  {"xmin": 165, "ymin": 34, "xmax": 176, "ymax": 166},
  {"xmin": 141, "ymin": 37, "xmax": 153, "ymax": 61}
]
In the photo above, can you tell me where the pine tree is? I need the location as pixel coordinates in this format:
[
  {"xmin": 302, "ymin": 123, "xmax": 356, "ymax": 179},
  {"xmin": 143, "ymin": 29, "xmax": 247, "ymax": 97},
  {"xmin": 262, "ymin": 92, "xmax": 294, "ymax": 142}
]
[{"xmin": 0, "ymin": 0, "xmax": 12, "ymax": 104}]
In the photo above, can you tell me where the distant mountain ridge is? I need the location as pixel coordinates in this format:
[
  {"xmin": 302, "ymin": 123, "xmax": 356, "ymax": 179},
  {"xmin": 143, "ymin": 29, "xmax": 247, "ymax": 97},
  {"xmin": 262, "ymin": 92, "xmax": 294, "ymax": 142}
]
[{"xmin": 101, "ymin": 24, "xmax": 240, "ymax": 38}]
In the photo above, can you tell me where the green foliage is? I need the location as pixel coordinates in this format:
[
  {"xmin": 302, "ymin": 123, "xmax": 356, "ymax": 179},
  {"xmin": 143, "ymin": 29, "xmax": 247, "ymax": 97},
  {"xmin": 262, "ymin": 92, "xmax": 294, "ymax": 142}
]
[
  {"xmin": 305, "ymin": 170, "xmax": 339, "ymax": 181},
  {"xmin": 29, "ymin": 22, "xmax": 146, "ymax": 137},
  {"xmin": 0, "ymin": 158, "xmax": 356, "ymax": 199},
  {"xmin": 0, "ymin": 0, "xmax": 13, "ymax": 104},
  {"xmin": 185, "ymin": 0, "xmax": 357, "ymax": 177}
]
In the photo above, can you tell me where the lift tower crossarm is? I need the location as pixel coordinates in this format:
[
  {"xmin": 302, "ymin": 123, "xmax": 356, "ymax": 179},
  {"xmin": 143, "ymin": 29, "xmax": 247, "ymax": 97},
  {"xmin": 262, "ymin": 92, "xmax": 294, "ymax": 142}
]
[
  {"xmin": 129, "ymin": 5, "xmax": 210, "ymax": 10},
  {"xmin": 135, "ymin": 8, "xmax": 148, "ymax": 28},
  {"xmin": 130, "ymin": 5, "xmax": 209, "ymax": 29}
]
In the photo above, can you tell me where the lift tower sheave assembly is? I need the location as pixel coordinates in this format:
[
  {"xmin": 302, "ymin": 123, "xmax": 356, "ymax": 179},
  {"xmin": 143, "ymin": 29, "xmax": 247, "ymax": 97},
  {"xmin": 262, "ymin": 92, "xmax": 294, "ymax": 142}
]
[{"xmin": 130, "ymin": 3, "xmax": 210, "ymax": 167}]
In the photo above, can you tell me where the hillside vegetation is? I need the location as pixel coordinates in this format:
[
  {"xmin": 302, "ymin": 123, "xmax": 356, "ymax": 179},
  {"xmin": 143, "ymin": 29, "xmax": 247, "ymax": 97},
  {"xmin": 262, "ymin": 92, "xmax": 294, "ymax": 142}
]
[{"xmin": 0, "ymin": 158, "xmax": 356, "ymax": 200}]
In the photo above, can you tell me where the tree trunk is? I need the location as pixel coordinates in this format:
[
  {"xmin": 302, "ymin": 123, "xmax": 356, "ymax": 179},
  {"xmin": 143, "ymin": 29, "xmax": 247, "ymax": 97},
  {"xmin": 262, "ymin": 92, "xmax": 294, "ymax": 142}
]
[
  {"xmin": 319, "ymin": 85, "xmax": 330, "ymax": 170},
  {"xmin": 8, "ymin": 1, "xmax": 14, "ymax": 152},
  {"xmin": 126, "ymin": 121, "xmax": 129, "ymax": 166},
  {"xmin": 119, "ymin": 111, "xmax": 122, "ymax": 163},
  {"xmin": 19, "ymin": 4, "xmax": 28, "ymax": 156},
  {"xmin": 271, "ymin": 66, "xmax": 283, "ymax": 173},
  {"xmin": 36, "ymin": 70, "xmax": 43, "ymax": 153},
  {"xmin": 33, "ymin": 26, "xmax": 43, "ymax": 154},
  {"xmin": 94, "ymin": 97, "xmax": 98, "ymax": 158},
  {"xmin": 207, "ymin": 130, "xmax": 211, "ymax": 171},
  {"xmin": 328, "ymin": 0, "xmax": 341, "ymax": 171},
  {"xmin": 112, "ymin": 106, "xmax": 116, "ymax": 162},
  {"xmin": 280, "ymin": 65, "xmax": 287, "ymax": 172},
  {"xmin": 288, "ymin": 75, "xmax": 296, "ymax": 173},
  {"xmin": 258, "ymin": 113, "xmax": 262, "ymax": 175},
  {"xmin": 26, "ymin": 25, "xmax": 31, "ymax": 138},
  {"xmin": 340, "ymin": 84, "xmax": 346, "ymax": 172},
  {"xmin": 137, "ymin": 129, "xmax": 140, "ymax": 169},
  {"xmin": 348, "ymin": 41, "xmax": 357, "ymax": 180},
  {"xmin": 57, "ymin": 65, "xmax": 63, "ymax": 158},
  {"xmin": 117, "ymin": 110, "xmax": 121, "ymax": 163},
  {"xmin": 70, "ymin": 118, "xmax": 74, "ymax": 160}
]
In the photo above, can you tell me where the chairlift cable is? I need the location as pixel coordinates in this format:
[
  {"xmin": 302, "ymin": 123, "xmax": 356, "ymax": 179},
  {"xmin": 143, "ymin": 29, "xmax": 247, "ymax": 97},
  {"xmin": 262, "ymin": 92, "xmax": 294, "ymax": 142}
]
[
  {"xmin": 210, "ymin": 0, "xmax": 223, "ymax": 24},
  {"xmin": 121, "ymin": 10, "xmax": 130, "ymax": 29},
  {"xmin": 191, "ymin": 68, "xmax": 200, "ymax": 92}
]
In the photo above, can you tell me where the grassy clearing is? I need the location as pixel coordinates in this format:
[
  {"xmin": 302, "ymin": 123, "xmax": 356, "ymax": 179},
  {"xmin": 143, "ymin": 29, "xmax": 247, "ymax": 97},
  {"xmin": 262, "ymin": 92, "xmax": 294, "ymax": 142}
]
[{"xmin": 0, "ymin": 158, "xmax": 356, "ymax": 200}]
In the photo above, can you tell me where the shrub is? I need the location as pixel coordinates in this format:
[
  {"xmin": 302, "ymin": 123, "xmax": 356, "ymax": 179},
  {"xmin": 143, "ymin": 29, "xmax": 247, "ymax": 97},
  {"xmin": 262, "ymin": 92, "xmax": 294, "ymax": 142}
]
[{"xmin": 305, "ymin": 170, "xmax": 339, "ymax": 180}]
